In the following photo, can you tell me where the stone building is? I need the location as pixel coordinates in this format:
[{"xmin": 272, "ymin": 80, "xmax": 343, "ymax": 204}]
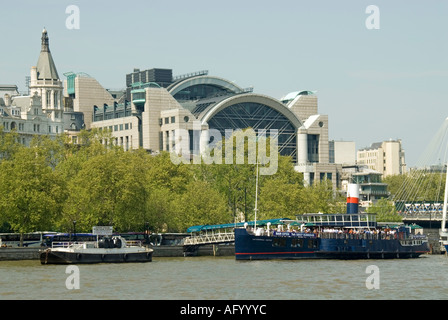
[
  {"xmin": 91, "ymin": 73, "xmax": 342, "ymax": 188},
  {"xmin": 0, "ymin": 29, "xmax": 66, "ymax": 145},
  {"xmin": 357, "ymin": 139, "xmax": 406, "ymax": 176}
]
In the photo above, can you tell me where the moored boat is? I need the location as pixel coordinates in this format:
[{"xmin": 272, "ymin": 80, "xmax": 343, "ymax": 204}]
[
  {"xmin": 40, "ymin": 235, "xmax": 153, "ymax": 264},
  {"xmin": 234, "ymin": 213, "xmax": 429, "ymax": 260}
]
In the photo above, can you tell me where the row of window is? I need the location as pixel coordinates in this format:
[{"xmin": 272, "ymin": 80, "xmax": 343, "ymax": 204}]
[
  {"xmin": 97, "ymin": 123, "xmax": 133, "ymax": 133},
  {"xmin": 272, "ymin": 238, "xmax": 319, "ymax": 249},
  {"xmin": 162, "ymin": 116, "xmax": 176, "ymax": 125},
  {"xmin": 1, "ymin": 121, "xmax": 61, "ymax": 133}
]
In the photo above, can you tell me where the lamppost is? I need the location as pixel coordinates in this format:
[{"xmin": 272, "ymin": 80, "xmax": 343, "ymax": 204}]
[{"xmin": 73, "ymin": 220, "xmax": 77, "ymax": 243}]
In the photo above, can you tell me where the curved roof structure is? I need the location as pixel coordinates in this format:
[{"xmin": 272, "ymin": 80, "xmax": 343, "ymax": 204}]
[
  {"xmin": 199, "ymin": 93, "xmax": 303, "ymax": 129},
  {"xmin": 280, "ymin": 90, "xmax": 317, "ymax": 104},
  {"xmin": 167, "ymin": 74, "xmax": 304, "ymax": 161},
  {"xmin": 193, "ymin": 93, "xmax": 302, "ymax": 161},
  {"xmin": 167, "ymin": 75, "xmax": 244, "ymax": 98}
]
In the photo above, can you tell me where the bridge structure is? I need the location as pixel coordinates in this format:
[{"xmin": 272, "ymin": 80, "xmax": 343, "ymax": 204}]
[{"xmin": 401, "ymin": 212, "xmax": 444, "ymax": 229}]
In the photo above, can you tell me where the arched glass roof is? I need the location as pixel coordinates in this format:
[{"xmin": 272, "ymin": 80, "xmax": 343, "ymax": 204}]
[{"xmin": 199, "ymin": 94, "xmax": 302, "ymax": 161}]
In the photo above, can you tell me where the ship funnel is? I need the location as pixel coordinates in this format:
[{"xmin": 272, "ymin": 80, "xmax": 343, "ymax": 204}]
[{"xmin": 346, "ymin": 184, "xmax": 360, "ymax": 214}]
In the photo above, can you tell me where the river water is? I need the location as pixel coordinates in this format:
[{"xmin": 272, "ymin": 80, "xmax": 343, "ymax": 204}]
[{"xmin": 1, "ymin": 254, "xmax": 447, "ymax": 300}]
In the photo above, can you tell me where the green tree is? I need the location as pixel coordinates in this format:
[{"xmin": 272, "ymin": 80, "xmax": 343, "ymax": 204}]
[
  {"xmin": 297, "ymin": 180, "xmax": 345, "ymax": 214},
  {"xmin": 145, "ymin": 187, "xmax": 176, "ymax": 233},
  {"xmin": 258, "ymin": 156, "xmax": 304, "ymax": 219},
  {"xmin": 385, "ymin": 172, "xmax": 447, "ymax": 203},
  {"xmin": 61, "ymin": 148, "xmax": 149, "ymax": 232},
  {"xmin": 0, "ymin": 127, "xmax": 21, "ymax": 160},
  {"xmin": 170, "ymin": 180, "xmax": 230, "ymax": 232},
  {"xmin": 366, "ymin": 198, "xmax": 402, "ymax": 222},
  {"xmin": 0, "ymin": 141, "xmax": 65, "ymax": 245}
]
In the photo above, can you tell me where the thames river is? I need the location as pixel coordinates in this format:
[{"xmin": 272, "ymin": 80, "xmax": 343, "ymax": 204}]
[{"xmin": 1, "ymin": 254, "xmax": 447, "ymax": 300}]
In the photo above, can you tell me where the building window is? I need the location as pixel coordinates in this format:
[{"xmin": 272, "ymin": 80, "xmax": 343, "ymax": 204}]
[
  {"xmin": 165, "ymin": 131, "xmax": 169, "ymax": 151},
  {"xmin": 171, "ymin": 116, "xmax": 175, "ymax": 123},
  {"xmin": 165, "ymin": 117, "xmax": 169, "ymax": 124},
  {"xmin": 308, "ymin": 134, "xmax": 319, "ymax": 163}
]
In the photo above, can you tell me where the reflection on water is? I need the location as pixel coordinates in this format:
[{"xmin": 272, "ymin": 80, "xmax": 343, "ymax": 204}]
[{"xmin": 1, "ymin": 255, "xmax": 447, "ymax": 300}]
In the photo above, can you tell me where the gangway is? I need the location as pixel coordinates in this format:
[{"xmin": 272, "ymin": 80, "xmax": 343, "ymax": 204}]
[
  {"xmin": 183, "ymin": 218, "xmax": 289, "ymax": 256},
  {"xmin": 183, "ymin": 232, "xmax": 235, "ymax": 256},
  {"xmin": 183, "ymin": 232, "xmax": 235, "ymax": 246}
]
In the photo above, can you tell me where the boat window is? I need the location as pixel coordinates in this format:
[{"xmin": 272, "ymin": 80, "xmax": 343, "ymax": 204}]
[
  {"xmin": 308, "ymin": 239, "xmax": 318, "ymax": 249},
  {"xmin": 291, "ymin": 239, "xmax": 303, "ymax": 248},
  {"xmin": 272, "ymin": 238, "xmax": 287, "ymax": 247}
]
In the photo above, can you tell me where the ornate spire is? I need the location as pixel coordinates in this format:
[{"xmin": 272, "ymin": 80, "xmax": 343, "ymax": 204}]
[
  {"xmin": 41, "ymin": 28, "xmax": 49, "ymax": 52},
  {"xmin": 36, "ymin": 28, "xmax": 59, "ymax": 80}
]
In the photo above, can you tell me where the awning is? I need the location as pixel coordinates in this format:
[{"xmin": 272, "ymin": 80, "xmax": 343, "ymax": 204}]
[{"xmin": 186, "ymin": 218, "xmax": 290, "ymax": 233}]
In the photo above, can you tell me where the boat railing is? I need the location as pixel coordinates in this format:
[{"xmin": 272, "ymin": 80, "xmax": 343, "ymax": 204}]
[
  {"xmin": 248, "ymin": 229, "xmax": 427, "ymax": 241},
  {"xmin": 52, "ymin": 241, "xmax": 98, "ymax": 249},
  {"xmin": 319, "ymin": 232, "xmax": 427, "ymax": 241},
  {"xmin": 319, "ymin": 232, "xmax": 399, "ymax": 240}
]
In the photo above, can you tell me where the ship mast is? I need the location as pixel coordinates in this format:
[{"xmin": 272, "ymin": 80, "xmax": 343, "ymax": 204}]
[
  {"xmin": 439, "ymin": 117, "xmax": 448, "ymax": 247},
  {"xmin": 441, "ymin": 162, "xmax": 448, "ymax": 233},
  {"xmin": 254, "ymin": 160, "xmax": 259, "ymax": 231}
]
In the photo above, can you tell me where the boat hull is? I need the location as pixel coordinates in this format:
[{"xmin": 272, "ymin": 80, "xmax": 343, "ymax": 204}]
[
  {"xmin": 234, "ymin": 228, "xmax": 429, "ymax": 260},
  {"xmin": 40, "ymin": 249, "xmax": 153, "ymax": 264}
]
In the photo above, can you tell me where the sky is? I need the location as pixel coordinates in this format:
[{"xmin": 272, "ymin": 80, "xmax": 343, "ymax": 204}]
[{"xmin": 1, "ymin": 0, "xmax": 447, "ymax": 167}]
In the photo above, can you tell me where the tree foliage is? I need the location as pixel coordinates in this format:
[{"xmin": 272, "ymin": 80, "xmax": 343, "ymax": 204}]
[
  {"xmin": 0, "ymin": 129, "xmax": 352, "ymax": 239},
  {"xmin": 366, "ymin": 198, "xmax": 402, "ymax": 222}
]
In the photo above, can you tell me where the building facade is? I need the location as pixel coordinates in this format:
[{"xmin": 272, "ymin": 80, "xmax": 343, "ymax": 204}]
[
  {"xmin": 357, "ymin": 139, "xmax": 406, "ymax": 176},
  {"xmin": 63, "ymin": 72, "xmax": 116, "ymax": 130},
  {"xmin": 0, "ymin": 29, "xmax": 66, "ymax": 145},
  {"xmin": 329, "ymin": 140, "xmax": 356, "ymax": 165},
  {"xmin": 28, "ymin": 29, "xmax": 64, "ymax": 125},
  {"xmin": 341, "ymin": 165, "xmax": 389, "ymax": 208},
  {"xmin": 91, "ymin": 72, "xmax": 342, "ymax": 188}
]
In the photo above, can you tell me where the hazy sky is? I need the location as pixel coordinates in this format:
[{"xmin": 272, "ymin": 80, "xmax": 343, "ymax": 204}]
[{"xmin": 1, "ymin": 0, "xmax": 447, "ymax": 167}]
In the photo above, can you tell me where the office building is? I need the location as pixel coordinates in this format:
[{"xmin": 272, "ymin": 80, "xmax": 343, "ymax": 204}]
[
  {"xmin": 357, "ymin": 139, "xmax": 406, "ymax": 176},
  {"xmin": 91, "ymin": 72, "xmax": 342, "ymax": 188}
]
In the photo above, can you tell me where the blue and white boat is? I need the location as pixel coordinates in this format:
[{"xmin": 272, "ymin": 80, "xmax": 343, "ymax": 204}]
[
  {"xmin": 234, "ymin": 213, "xmax": 429, "ymax": 260},
  {"xmin": 234, "ymin": 169, "xmax": 429, "ymax": 260}
]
